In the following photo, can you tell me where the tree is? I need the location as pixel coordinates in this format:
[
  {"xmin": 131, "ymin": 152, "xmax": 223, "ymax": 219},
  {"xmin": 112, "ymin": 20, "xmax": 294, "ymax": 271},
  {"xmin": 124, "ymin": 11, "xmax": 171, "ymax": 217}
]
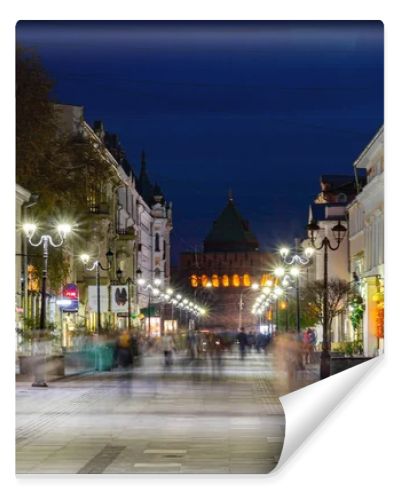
[
  {"xmin": 302, "ymin": 279, "xmax": 351, "ymax": 332},
  {"xmin": 16, "ymin": 45, "xmax": 117, "ymax": 293}
]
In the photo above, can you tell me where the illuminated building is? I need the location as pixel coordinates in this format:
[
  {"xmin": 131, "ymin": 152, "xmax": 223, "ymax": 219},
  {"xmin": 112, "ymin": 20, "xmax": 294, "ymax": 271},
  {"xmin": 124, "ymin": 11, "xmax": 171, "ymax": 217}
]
[{"xmin": 178, "ymin": 194, "xmax": 274, "ymax": 332}]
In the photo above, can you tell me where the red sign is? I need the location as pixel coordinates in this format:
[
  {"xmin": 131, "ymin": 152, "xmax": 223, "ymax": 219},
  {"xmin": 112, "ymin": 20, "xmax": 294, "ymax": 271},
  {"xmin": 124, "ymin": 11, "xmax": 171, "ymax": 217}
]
[{"xmin": 63, "ymin": 283, "xmax": 79, "ymax": 300}]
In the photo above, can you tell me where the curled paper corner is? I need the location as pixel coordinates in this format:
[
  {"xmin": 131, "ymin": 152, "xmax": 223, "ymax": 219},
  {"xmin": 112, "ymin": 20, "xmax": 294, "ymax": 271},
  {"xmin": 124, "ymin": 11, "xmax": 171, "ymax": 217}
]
[{"xmin": 274, "ymin": 356, "xmax": 383, "ymax": 472}]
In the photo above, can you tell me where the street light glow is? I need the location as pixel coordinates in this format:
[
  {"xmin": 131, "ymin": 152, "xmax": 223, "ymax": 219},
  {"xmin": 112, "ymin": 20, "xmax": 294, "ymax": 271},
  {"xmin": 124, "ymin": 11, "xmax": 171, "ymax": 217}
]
[
  {"xmin": 251, "ymin": 283, "xmax": 259, "ymax": 290},
  {"xmin": 154, "ymin": 278, "xmax": 162, "ymax": 286},
  {"xmin": 137, "ymin": 277, "xmax": 146, "ymax": 286},
  {"xmin": 290, "ymin": 267, "xmax": 300, "ymax": 277},
  {"xmin": 274, "ymin": 267, "xmax": 285, "ymax": 277},
  {"xmin": 304, "ymin": 247, "xmax": 315, "ymax": 258},
  {"xmin": 280, "ymin": 247, "xmax": 289, "ymax": 258},
  {"xmin": 23, "ymin": 222, "xmax": 37, "ymax": 237},
  {"xmin": 80, "ymin": 253, "xmax": 90, "ymax": 265},
  {"xmin": 57, "ymin": 223, "xmax": 72, "ymax": 238}
]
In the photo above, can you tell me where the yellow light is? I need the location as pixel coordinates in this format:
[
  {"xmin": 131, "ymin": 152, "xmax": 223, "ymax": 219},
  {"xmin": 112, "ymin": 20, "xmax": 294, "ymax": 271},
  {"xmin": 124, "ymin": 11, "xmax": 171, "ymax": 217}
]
[{"xmin": 166, "ymin": 288, "xmax": 173, "ymax": 295}]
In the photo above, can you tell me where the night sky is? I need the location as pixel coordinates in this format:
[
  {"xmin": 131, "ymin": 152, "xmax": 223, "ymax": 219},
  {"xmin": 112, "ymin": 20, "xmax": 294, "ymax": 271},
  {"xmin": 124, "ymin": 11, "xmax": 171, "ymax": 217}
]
[{"xmin": 16, "ymin": 21, "xmax": 383, "ymax": 263}]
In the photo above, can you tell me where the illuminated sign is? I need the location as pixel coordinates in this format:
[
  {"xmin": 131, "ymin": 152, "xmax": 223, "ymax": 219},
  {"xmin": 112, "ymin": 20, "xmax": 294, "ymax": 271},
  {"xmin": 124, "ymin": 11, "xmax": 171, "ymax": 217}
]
[{"xmin": 61, "ymin": 283, "xmax": 79, "ymax": 312}]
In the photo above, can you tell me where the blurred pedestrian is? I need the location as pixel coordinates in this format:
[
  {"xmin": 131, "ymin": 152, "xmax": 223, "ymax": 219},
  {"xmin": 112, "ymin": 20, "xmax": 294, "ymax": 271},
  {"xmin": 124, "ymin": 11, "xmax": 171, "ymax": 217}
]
[
  {"xmin": 237, "ymin": 327, "xmax": 248, "ymax": 360},
  {"xmin": 117, "ymin": 329, "xmax": 133, "ymax": 368},
  {"xmin": 161, "ymin": 332, "xmax": 174, "ymax": 367}
]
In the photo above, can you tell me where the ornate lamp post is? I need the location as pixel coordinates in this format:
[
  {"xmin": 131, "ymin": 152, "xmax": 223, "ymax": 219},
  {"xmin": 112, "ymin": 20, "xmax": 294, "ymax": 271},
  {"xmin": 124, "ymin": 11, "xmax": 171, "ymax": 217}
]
[
  {"xmin": 80, "ymin": 250, "xmax": 113, "ymax": 334},
  {"xmin": 23, "ymin": 222, "xmax": 72, "ymax": 387},
  {"xmin": 136, "ymin": 268, "xmax": 162, "ymax": 336},
  {"xmin": 116, "ymin": 269, "xmax": 133, "ymax": 329},
  {"xmin": 306, "ymin": 219, "xmax": 347, "ymax": 379},
  {"xmin": 274, "ymin": 245, "xmax": 314, "ymax": 334}
]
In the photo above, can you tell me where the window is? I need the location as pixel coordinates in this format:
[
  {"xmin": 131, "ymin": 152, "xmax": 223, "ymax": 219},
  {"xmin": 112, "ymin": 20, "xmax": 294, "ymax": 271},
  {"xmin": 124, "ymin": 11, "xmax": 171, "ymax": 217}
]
[
  {"xmin": 212, "ymin": 274, "xmax": 220, "ymax": 287},
  {"xmin": 155, "ymin": 233, "xmax": 160, "ymax": 252},
  {"xmin": 232, "ymin": 274, "xmax": 240, "ymax": 287},
  {"xmin": 201, "ymin": 275, "xmax": 209, "ymax": 287},
  {"xmin": 222, "ymin": 275, "xmax": 230, "ymax": 287},
  {"xmin": 243, "ymin": 274, "xmax": 251, "ymax": 287},
  {"xmin": 191, "ymin": 275, "xmax": 198, "ymax": 287}
]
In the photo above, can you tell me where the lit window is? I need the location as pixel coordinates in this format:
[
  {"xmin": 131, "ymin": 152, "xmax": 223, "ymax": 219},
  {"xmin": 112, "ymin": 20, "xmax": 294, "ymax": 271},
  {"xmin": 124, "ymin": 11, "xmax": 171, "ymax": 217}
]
[
  {"xmin": 212, "ymin": 274, "xmax": 220, "ymax": 287},
  {"xmin": 243, "ymin": 274, "xmax": 251, "ymax": 287},
  {"xmin": 260, "ymin": 274, "xmax": 268, "ymax": 286},
  {"xmin": 190, "ymin": 275, "xmax": 198, "ymax": 287},
  {"xmin": 232, "ymin": 274, "xmax": 240, "ymax": 287},
  {"xmin": 201, "ymin": 275, "xmax": 209, "ymax": 287},
  {"xmin": 222, "ymin": 274, "xmax": 230, "ymax": 287}
]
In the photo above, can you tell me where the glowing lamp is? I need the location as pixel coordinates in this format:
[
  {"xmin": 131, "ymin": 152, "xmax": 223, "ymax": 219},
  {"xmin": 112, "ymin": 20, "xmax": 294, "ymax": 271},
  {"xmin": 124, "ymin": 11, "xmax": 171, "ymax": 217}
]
[
  {"xmin": 274, "ymin": 267, "xmax": 285, "ymax": 278},
  {"xmin": 23, "ymin": 223, "xmax": 37, "ymax": 238},
  {"xmin": 57, "ymin": 223, "xmax": 72, "ymax": 238},
  {"xmin": 80, "ymin": 254, "xmax": 90, "ymax": 265},
  {"xmin": 280, "ymin": 247, "xmax": 290, "ymax": 258}
]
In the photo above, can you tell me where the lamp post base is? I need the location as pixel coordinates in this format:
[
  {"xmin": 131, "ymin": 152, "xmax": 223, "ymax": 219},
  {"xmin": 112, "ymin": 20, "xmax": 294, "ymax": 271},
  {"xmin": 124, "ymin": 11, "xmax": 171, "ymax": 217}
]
[{"xmin": 320, "ymin": 350, "xmax": 331, "ymax": 379}]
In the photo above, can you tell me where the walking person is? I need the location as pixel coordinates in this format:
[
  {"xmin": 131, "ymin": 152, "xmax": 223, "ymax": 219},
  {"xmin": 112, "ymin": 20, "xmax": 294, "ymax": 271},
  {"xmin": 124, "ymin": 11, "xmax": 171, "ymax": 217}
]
[
  {"xmin": 161, "ymin": 332, "xmax": 174, "ymax": 367},
  {"xmin": 237, "ymin": 327, "xmax": 248, "ymax": 361}
]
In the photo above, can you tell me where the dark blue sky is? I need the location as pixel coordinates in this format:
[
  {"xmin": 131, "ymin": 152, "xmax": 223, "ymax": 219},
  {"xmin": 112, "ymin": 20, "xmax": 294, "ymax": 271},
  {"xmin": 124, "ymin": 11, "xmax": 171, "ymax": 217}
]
[{"xmin": 16, "ymin": 21, "xmax": 383, "ymax": 262}]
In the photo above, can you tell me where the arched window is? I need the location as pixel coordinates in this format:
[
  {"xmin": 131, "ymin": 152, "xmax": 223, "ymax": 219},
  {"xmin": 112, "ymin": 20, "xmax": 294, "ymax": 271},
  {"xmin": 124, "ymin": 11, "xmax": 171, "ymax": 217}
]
[
  {"xmin": 222, "ymin": 274, "xmax": 230, "ymax": 287},
  {"xmin": 201, "ymin": 274, "xmax": 209, "ymax": 287},
  {"xmin": 190, "ymin": 275, "xmax": 198, "ymax": 287},
  {"xmin": 212, "ymin": 274, "xmax": 220, "ymax": 287},
  {"xmin": 155, "ymin": 233, "xmax": 160, "ymax": 252},
  {"xmin": 232, "ymin": 274, "xmax": 240, "ymax": 287},
  {"xmin": 260, "ymin": 274, "xmax": 268, "ymax": 286},
  {"xmin": 243, "ymin": 274, "xmax": 251, "ymax": 287}
]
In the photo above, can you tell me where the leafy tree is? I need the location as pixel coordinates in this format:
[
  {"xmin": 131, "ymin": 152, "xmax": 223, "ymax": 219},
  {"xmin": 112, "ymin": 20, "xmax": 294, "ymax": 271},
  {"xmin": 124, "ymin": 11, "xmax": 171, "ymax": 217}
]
[
  {"xmin": 302, "ymin": 279, "xmax": 351, "ymax": 333},
  {"xmin": 16, "ymin": 45, "xmax": 117, "ymax": 292}
]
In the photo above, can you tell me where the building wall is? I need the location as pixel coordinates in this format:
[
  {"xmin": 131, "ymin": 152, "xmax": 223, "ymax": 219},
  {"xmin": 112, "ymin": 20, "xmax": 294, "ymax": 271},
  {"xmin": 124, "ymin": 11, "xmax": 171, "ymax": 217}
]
[
  {"xmin": 179, "ymin": 250, "xmax": 273, "ymax": 332},
  {"xmin": 15, "ymin": 184, "xmax": 31, "ymax": 329},
  {"xmin": 349, "ymin": 126, "xmax": 384, "ymax": 356}
]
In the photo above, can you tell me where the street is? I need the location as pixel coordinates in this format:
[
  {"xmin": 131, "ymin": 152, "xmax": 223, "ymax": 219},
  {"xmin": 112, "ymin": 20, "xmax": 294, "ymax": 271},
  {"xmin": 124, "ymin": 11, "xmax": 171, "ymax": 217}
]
[{"xmin": 16, "ymin": 351, "xmax": 290, "ymax": 474}]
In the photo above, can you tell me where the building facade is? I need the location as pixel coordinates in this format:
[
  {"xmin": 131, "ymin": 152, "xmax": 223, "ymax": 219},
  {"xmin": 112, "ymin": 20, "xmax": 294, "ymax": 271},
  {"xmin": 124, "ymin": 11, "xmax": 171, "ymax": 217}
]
[
  {"xmin": 26, "ymin": 104, "xmax": 173, "ymax": 342},
  {"xmin": 347, "ymin": 126, "xmax": 384, "ymax": 356},
  {"xmin": 178, "ymin": 195, "xmax": 274, "ymax": 333},
  {"xmin": 304, "ymin": 175, "xmax": 363, "ymax": 344}
]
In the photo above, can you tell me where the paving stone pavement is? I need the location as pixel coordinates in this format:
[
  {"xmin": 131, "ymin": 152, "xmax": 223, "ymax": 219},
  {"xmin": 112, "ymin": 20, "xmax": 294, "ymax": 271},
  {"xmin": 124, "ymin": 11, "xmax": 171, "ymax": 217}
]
[{"xmin": 15, "ymin": 351, "xmax": 313, "ymax": 474}]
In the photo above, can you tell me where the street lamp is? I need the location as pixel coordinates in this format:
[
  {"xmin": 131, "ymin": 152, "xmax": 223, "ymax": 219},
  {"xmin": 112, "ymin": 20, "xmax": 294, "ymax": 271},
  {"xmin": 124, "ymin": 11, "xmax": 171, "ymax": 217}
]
[
  {"xmin": 80, "ymin": 250, "xmax": 113, "ymax": 334},
  {"xmin": 307, "ymin": 219, "xmax": 347, "ymax": 379},
  {"xmin": 23, "ymin": 222, "xmax": 72, "ymax": 387},
  {"xmin": 136, "ymin": 268, "xmax": 163, "ymax": 336},
  {"xmin": 274, "ymin": 243, "xmax": 314, "ymax": 335}
]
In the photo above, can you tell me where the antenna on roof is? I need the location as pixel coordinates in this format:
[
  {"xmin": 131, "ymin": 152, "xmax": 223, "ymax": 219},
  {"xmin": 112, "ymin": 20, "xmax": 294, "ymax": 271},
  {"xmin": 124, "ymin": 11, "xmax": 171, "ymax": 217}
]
[{"xmin": 228, "ymin": 188, "xmax": 233, "ymax": 202}]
